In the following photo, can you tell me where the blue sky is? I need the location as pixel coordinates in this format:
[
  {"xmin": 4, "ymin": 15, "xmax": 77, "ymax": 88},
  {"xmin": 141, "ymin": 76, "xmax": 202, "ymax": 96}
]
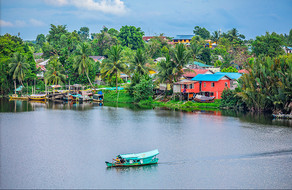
[{"xmin": 1, "ymin": 0, "xmax": 291, "ymax": 40}]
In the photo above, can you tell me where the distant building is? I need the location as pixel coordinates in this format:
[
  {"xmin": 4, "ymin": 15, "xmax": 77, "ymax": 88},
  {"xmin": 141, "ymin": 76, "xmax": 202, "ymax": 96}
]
[
  {"xmin": 283, "ymin": 46, "xmax": 292, "ymax": 54},
  {"xmin": 188, "ymin": 61, "xmax": 214, "ymax": 69},
  {"xmin": 173, "ymin": 35, "xmax": 194, "ymax": 44},
  {"xmin": 143, "ymin": 36, "xmax": 167, "ymax": 42},
  {"xmin": 154, "ymin": 57, "xmax": 166, "ymax": 63},
  {"xmin": 89, "ymin": 56, "xmax": 106, "ymax": 62}
]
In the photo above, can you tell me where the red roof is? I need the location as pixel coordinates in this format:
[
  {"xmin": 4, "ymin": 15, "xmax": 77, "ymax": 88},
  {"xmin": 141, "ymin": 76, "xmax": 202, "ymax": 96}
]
[
  {"xmin": 238, "ymin": 69, "xmax": 249, "ymax": 74},
  {"xmin": 36, "ymin": 64, "xmax": 46, "ymax": 71},
  {"xmin": 143, "ymin": 36, "xmax": 166, "ymax": 41},
  {"xmin": 183, "ymin": 69, "xmax": 209, "ymax": 78}
]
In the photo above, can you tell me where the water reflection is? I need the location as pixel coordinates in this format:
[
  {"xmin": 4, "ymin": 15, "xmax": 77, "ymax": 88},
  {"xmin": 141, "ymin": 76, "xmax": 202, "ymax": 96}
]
[
  {"xmin": 0, "ymin": 98, "xmax": 104, "ymax": 112},
  {"xmin": 106, "ymin": 164, "xmax": 158, "ymax": 174},
  {"xmin": 1, "ymin": 98, "xmax": 291, "ymax": 127}
]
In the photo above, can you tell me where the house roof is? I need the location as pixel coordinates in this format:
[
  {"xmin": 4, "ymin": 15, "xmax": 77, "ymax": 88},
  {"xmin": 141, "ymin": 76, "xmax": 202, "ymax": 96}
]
[
  {"xmin": 33, "ymin": 53, "xmax": 43, "ymax": 56},
  {"xmin": 36, "ymin": 64, "xmax": 46, "ymax": 71},
  {"xmin": 89, "ymin": 56, "xmax": 105, "ymax": 61},
  {"xmin": 174, "ymin": 79, "xmax": 198, "ymax": 85},
  {"xmin": 183, "ymin": 69, "xmax": 209, "ymax": 78},
  {"xmin": 215, "ymin": 72, "xmax": 242, "ymax": 80},
  {"xmin": 286, "ymin": 46, "xmax": 292, "ymax": 50},
  {"xmin": 191, "ymin": 74, "xmax": 231, "ymax": 81},
  {"xmin": 38, "ymin": 59, "xmax": 49, "ymax": 66},
  {"xmin": 193, "ymin": 61, "xmax": 213, "ymax": 68},
  {"xmin": 173, "ymin": 35, "xmax": 194, "ymax": 40},
  {"xmin": 238, "ymin": 69, "xmax": 249, "ymax": 74}
]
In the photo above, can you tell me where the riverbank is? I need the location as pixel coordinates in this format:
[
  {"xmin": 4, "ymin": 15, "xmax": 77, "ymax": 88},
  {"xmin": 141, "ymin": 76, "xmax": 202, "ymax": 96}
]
[{"xmin": 103, "ymin": 90, "xmax": 221, "ymax": 111}]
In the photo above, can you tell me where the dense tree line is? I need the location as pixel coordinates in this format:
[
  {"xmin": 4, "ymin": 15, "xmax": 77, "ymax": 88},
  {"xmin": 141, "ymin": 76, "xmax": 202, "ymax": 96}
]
[{"xmin": 0, "ymin": 24, "xmax": 291, "ymax": 113}]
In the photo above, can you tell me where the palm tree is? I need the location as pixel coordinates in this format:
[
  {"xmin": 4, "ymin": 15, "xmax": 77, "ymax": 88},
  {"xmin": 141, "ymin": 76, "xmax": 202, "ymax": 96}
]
[
  {"xmin": 211, "ymin": 31, "xmax": 220, "ymax": 43},
  {"xmin": 44, "ymin": 56, "xmax": 66, "ymax": 85},
  {"xmin": 130, "ymin": 48, "xmax": 149, "ymax": 76},
  {"xmin": 156, "ymin": 54, "xmax": 175, "ymax": 87},
  {"xmin": 74, "ymin": 42, "xmax": 94, "ymax": 88},
  {"xmin": 171, "ymin": 43, "xmax": 192, "ymax": 82},
  {"xmin": 9, "ymin": 52, "xmax": 30, "ymax": 94},
  {"xmin": 227, "ymin": 28, "xmax": 245, "ymax": 41},
  {"xmin": 100, "ymin": 45, "xmax": 128, "ymax": 93},
  {"xmin": 190, "ymin": 43, "xmax": 203, "ymax": 61}
]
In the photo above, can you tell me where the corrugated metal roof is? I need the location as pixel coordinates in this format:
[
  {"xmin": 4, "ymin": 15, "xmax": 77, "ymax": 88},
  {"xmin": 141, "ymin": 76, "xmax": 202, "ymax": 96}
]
[
  {"xmin": 191, "ymin": 74, "xmax": 230, "ymax": 81},
  {"xmin": 215, "ymin": 72, "xmax": 242, "ymax": 79},
  {"xmin": 174, "ymin": 79, "xmax": 197, "ymax": 85},
  {"xmin": 183, "ymin": 69, "xmax": 209, "ymax": 78},
  {"xmin": 173, "ymin": 35, "xmax": 194, "ymax": 40},
  {"xmin": 119, "ymin": 149, "xmax": 159, "ymax": 159}
]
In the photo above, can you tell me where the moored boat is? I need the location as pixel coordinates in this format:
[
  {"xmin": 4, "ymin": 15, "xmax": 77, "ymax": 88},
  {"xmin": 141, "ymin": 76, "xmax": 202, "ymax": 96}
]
[
  {"xmin": 29, "ymin": 94, "xmax": 47, "ymax": 101},
  {"xmin": 93, "ymin": 91, "xmax": 103, "ymax": 102},
  {"xmin": 193, "ymin": 95, "xmax": 215, "ymax": 103},
  {"xmin": 272, "ymin": 114, "xmax": 292, "ymax": 119},
  {"xmin": 9, "ymin": 95, "xmax": 29, "ymax": 100},
  {"xmin": 105, "ymin": 149, "xmax": 159, "ymax": 167}
]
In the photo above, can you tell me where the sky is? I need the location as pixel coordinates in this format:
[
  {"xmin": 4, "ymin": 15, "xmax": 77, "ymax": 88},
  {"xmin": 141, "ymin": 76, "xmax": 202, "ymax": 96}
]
[{"xmin": 0, "ymin": 0, "xmax": 291, "ymax": 40}]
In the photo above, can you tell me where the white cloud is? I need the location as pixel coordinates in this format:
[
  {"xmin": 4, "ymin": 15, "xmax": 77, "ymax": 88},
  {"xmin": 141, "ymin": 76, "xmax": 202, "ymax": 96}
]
[
  {"xmin": 15, "ymin": 20, "xmax": 26, "ymax": 27},
  {"xmin": 44, "ymin": 0, "xmax": 127, "ymax": 15},
  {"xmin": 30, "ymin": 19, "xmax": 45, "ymax": 26},
  {"xmin": 0, "ymin": 20, "xmax": 14, "ymax": 27}
]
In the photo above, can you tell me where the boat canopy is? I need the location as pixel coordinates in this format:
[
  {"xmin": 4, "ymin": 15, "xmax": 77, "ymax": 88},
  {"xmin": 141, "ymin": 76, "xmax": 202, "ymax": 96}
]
[{"xmin": 119, "ymin": 149, "xmax": 159, "ymax": 160}]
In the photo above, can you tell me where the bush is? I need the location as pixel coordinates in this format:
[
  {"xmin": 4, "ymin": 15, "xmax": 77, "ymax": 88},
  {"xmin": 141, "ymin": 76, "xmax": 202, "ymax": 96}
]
[
  {"xmin": 133, "ymin": 75, "xmax": 154, "ymax": 102},
  {"xmin": 220, "ymin": 88, "xmax": 245, "ymax": 109}
]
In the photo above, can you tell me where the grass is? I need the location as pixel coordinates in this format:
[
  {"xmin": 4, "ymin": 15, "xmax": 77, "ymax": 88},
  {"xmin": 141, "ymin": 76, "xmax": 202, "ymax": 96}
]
[
  {"xmin": 103, "ymin": 90, "xmax": 134, "ymax": 103},
  {"xmin": 103, "ymin": 90, "xmax": 221, "ymax": 112},
  {"xmin": 152, "ymin": 99, "xmax": 221, "ymax": 111}
]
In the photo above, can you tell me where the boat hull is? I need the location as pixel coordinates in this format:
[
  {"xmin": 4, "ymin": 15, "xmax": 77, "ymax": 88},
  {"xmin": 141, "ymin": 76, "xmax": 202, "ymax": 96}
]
[
  {"xmin": 193, "ymin": 97, "xmax": 215, "ymax": 103},
  {"xmin": 9, "ymin": 96, "xmax": 28, "ymax": 100},
  {"xmin": 105, "ymin": 158, "xmax": 159, "ymax": 167}
]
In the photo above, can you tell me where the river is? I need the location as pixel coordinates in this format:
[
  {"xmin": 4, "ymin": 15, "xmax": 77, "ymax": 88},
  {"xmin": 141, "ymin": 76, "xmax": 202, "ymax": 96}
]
[{"xmin": 1, "ymin": 99, "xmax": 292, "ymax": 189}]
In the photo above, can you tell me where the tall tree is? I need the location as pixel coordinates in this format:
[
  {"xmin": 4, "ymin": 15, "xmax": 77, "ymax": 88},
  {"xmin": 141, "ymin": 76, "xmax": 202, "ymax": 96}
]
[
  {"xmin": 46, "ymin": 24, "xmax": 68, "ymax": 53},
  {"xmin": 78, "ymin": 27, "xmax": 89, "ymax": 42},
  {"xmin": 44, "ymin": 56, "xmax": 66, "ymax": 85},
  {"xmin": 130, "ymin": 48, "xmax": 149, "ymax": 76},
  {"xmin": 156, "ymin": 54, "xmax": 175, "ymax": 86},
  {"xmin": 74, "ymin": 42, "xmax": 95, "ymax": 88},
  {"xmin": 211, "ymin": 31, "xmax": 221, "ymax": 43},
  {"xmin": 100, "ymin": 45, "xmax": 128, "ymax": 92},
  {"xmin": 36, "ymin": 34, "xmax": 46, "ymax": 48},
  {"xmin": 190, "ymin": 42, "xmax": 203, "ymax": 61},
  {"xmin": 118, "ymin": 25, "xmax": 145, "ymax": 50},
  {"xmin": 170, "ymin": 43, "xmax": 192, "ymax": 82},
  {"xmin": 252, "ymin": 32, "xmax": 284, "ymax": 57},
  {"xmin": 193, "ymin": 26, "xmax": 210, "ymax": 39},
  {"xmin": 9, "ymin": 52, "xmax": 30, "ymax": 91}
]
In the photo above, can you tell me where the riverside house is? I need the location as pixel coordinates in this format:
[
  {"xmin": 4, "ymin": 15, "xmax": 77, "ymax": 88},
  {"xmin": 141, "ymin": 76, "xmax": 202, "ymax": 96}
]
[
  {"xmin": 191, "ymin": 73, "xmax": 231, "ymax": 99},
  {"xmin": 174, "ymin": 73, "xmax": 233, "ymax": 100}
]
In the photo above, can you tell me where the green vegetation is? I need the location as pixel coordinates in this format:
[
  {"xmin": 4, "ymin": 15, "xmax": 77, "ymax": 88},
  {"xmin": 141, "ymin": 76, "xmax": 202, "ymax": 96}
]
[
  {"xmin": 103, "ymin": 90, "xmax": 134, "ymax": 103},
  {"xmin": 153, "ymin": 99, "xmax": 221, "ymax": 111},
  {"xmin": 1, "ymin": 24, "xmax": 291, "ymax": 113}
]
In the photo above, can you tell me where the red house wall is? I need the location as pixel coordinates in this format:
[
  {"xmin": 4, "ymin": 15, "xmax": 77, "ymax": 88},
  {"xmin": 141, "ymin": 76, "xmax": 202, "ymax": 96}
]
[
  {"xmin": 180, "ymin": 82, "xmax": 200, "ymax": 93},
  {"xmin": 201, "ymin": 80, "xmax": 230, "ymax": 99}
]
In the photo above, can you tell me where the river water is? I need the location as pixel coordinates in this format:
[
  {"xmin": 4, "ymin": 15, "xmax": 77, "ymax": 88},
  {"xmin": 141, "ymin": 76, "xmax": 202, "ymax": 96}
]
[{"xmin": 1, "ymin": 99, "xmax": 292, "ymax": 189}]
